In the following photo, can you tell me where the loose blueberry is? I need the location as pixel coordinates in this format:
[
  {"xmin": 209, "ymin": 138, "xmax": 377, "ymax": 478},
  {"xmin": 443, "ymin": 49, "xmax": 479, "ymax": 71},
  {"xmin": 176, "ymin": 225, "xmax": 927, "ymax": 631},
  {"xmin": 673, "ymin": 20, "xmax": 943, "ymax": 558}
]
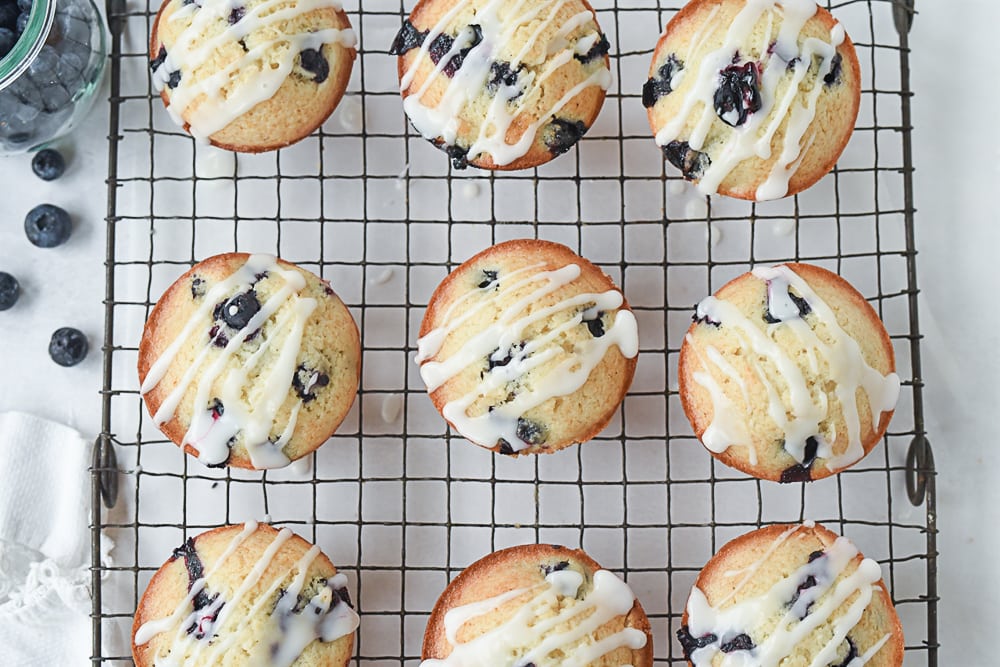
[
  {"xmin": 663, "ymin": 140, "xmax": 711, "ymax": 180},
  {"xmin": 48, "ymin": 327, "xmax": 88, "ymax": 366},
  {"xmin": 190, "ymin": 275, "xmax": 206, "ymax": 298},
  {"xmin": 444, "ymin": 143, "xmax": 469, "ymax": 170},
  {"xmin": 516, "ymin": 417, "xmax": 547, "ymax": 447},
  {"xmin": 574, "ymin": 33, "xmax": 609, "ymax": 64},
  {"xmin": 677, "ymin": 625, "xmax": 718, "ymax": 659},
  {"xmin": 15, "ymin": 10, "xmax": 27, "ymax": 34},
  {"xmin": 166, "ymin": 69, "xmax": 182, "ymax": 89},
  {"xmin": 216, "ymin": 290, "xmax": 260, "ymax": 330},
  {"xmin": 824, "ymin": 53, "xmax": 843, "ymax": 87},
  {"xmin": 642, "ymin": 54, "xmax": 684, "ymax": 108},
  {"xmin": 0, "ymin": 4, "xmax": 17, "ymax": 32},
  {"xmin": 584, "ymin": 311, "xmax": 605, "ymax": 338},
  {"xmin": 292, "ymin": 364, "xmax": 329, "ymax": 403},
  {"xmin": 31, "ymin": 147, "xmax": 65, "ymax": 180},
  {"xmin": 388, "ymin": 19, "xmax": 427, "ymax": 56},
  {"xmin": 227, "ymin": 5, "xmax": 244, "ymax": 24},
  {"xmin": 543, "ymin": 117, "xmax": 587, "ymax": 156},
  {"xmin": 829, "ymin": 638, "xmax": 858, "ymax": 667},
  {"xmin": 0, "ymin": 26, "xmax": 15, "ymax": 57},
  {"xmin": 720, "ymin": 633, "xmax": 755, "ymax": 653},
  {"xmin": 24, "ymin": 203, "xmax": 71, "ymax": 247},
  {"xmin": 714, "ymin": 61, "xmax": 762, "ymax": 127},
  {"xmin": 780, "ymin": 435, "xmax": 820, "ymax": 483},
  {"xmin": 149, "ymin": 45, "xmax": 167, "ymax": 73},
  {"xmin": 0, "ymin": 272, "xmax": 20, "ymax": 310},
  {"xmin": 477, "ymin": 269, "xmax": 498, "ymax": 289},
  {"xmin": 299, "ymin": 48, "xmax": 329, "ymax": 84},
  {"xmin": 541, "ymin": 561, "xmax": 569, "ymax": 575}
]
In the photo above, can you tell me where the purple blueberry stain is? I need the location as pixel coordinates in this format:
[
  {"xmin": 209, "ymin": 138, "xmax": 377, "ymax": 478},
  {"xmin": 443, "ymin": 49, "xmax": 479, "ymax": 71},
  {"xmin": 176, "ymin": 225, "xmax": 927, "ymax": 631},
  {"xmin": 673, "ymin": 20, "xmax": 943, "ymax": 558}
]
[
  {"xmin": 292, "ymin": 364, "xmax": 330, "ymax": 403},
  {"xmin": 477, "ymin": 269, "xmax": 498, "ymax": 289},
  {"xmin": 663, "ymin": 140, "xmax": 710, "ymax": 180},
  {"xmin": 542, "ymin": 117, "xmax": 588, "ymax": 156},
  {"xmin": 171, "ymin": 538, "xmax": 222, "ymax": 638},
  {"xmin": 443, "ymin": 143, "xmax": 469, "ymax": 170},
  {"xmin": 643, "ymin": 54, "xmax": 684, "ymax": 108},
  {"xmin": 780, "ymin": 435, "xmax": 820, "ymax": 484},
  {"xmin": 299, "ymin": 48, "xmax": 329, "ymax": 84},
  {"xmin": 487, "ymin": 60, "xmax": 523, "ymax": 100},
  {"xmin": 720, "ymin": 633, "xmax": 755, "ymax": 653},
  {"xmin": 150, "ymin": 46, "xmax": 167, "ymax": 73},
  {"xmin": 208, "ymin": 398, "xmax": 224, "ymax": 420},
  {"xmin": 227, "ymin": 5, "xmax": 244, "ymax": 24},
  {"xmin": 677, "ymin": 625, "xmax": 718, "ymax": 659},
  {"xmin": 541, "ymin": 560, "xmax": 570, "ymax": 576},
  {"xmin": 830, "ymin": 638, "xmax": 858, "ymax": 667},
  {"xmin": 574, "ymin": 33, "xmax": 609, "ymax": 64},
  {"xmin": 190, "ymin": 275, "xmax": 206, "ymax": 299},
  {"xmin": 808, "ymin": 550, "xmax": 825, "ymax": 563},
  {"xmin": 824, "ymin": 53, "xmax": 843, "ymax": 86},
  {"xmin": 516, "ymin": 417, "xmax": 547, "ymax": 447},
  {"xmin": 714, "ymin": 61, "xmax": 762, "ymax": 127},
  {"xmin": 166, "ymin": 69, "xmax": 182, "ymax": 89},
  {"xmin": 497, "ymin": 439, "xmax": 516, "ymax": 456},
  {"xmin": 388, "ymin": 19, "xmax": 427, "ymax": 56},
  {"xmin": 584, "ymin": 310, "xmax": 606, "ymax": 337}
]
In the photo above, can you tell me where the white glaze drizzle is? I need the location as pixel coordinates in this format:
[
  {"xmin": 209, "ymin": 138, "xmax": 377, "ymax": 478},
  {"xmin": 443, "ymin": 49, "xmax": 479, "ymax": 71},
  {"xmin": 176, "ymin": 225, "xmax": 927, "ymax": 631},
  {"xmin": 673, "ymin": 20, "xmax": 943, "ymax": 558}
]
[
  {"xmin": 400, "ymin": 0, "xmax": 611, "ymax": 166},
  {"xmin": 416, "ymin": 262, "xmax": 638, "ymax": 452},
  {"xmin": 654, "ymin": 0, "xmax": 846, "ymax": 199},
  {"xmin": 152, "ymin": 0, "xmax": 356, "ymax": 142},
  {"xmin": 685, "ymin": 523, "xmax": 892, "ymax": 667},
  {"xmin": 689, "ymin": 265, "xmax": 899, "ymax": 471},
  {"xmin": 135, "ymin": 522, "xmax": 360, "ymax": 667},
  {"xmin": 141, "ymin": 254, "xmax": 318, "ymax": 469},
  {"xmin": 422, "ymin": 568, "xmax": 646, "ymax": 666}
]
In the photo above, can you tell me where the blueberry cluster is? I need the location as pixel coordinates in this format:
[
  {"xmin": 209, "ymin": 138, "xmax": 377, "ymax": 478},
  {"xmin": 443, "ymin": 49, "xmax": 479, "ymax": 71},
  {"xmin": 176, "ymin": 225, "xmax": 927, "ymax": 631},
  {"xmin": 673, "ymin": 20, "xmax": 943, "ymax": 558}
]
[
  {"xmin": 3, "ymin": 150, "xmax": 88, "ymax": 366},
  {"xmin": 0, "ymin": 0, "xmax": 99, "ymax": 151}
]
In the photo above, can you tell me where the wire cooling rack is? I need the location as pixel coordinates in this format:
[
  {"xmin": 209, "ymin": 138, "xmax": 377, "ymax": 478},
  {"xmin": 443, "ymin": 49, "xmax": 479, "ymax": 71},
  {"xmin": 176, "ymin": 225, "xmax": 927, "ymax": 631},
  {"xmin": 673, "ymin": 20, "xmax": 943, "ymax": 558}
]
[{"xmin": 91, "ymin": 0, "xmax": 936, "ymax": 664}]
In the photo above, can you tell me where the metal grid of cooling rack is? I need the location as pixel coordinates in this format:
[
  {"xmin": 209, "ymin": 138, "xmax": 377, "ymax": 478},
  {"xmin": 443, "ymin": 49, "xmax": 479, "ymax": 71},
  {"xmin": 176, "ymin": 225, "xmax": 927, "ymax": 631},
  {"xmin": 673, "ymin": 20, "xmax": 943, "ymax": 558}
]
[{"xmin": 91, "ymin": 0, "xmax": 937, "ymax": 664}]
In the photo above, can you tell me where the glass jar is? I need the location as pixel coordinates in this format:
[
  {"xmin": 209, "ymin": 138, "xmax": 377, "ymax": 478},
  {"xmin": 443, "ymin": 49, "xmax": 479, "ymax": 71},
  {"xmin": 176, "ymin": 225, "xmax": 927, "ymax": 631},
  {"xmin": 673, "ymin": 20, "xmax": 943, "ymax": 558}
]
[{"xmin": 0, "ymin": 0, "xmax": 106, "ymax": 155}]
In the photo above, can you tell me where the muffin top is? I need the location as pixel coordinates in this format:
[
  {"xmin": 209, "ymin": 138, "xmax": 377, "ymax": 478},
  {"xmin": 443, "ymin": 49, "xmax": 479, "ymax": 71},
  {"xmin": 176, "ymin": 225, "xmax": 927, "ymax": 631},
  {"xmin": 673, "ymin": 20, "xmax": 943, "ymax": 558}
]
[
  {"xmin": 390, "ymin": 0, "xmax": 611, "ymax": 170},
  {"xmin": 678, "ymin": 263, "xmax": 898, "ymax": 482},
  {"xmin": 679, "ymin": 522, "xmax": 904, "ymax": 667},
  {"xmin": 416, "ymin": 239, "xmax": 638, "ymax": 454},
  {"xmin": 138, "ymin": 253, "xmax": 360, "ymax": 470},
  {"xmin": 150, "ymin": 0, "xmax": 356, "ymax": 150},
  {"xmin": 132, "ymin": 522, "xmax": 359, "ymax": 667},
  {"xmin": 422, "ymin": 544, "xmax": 653, "ymax": 667},
  {"xmin": 645, "ymin": 0, "xmax": 860, "ymax": 200}
]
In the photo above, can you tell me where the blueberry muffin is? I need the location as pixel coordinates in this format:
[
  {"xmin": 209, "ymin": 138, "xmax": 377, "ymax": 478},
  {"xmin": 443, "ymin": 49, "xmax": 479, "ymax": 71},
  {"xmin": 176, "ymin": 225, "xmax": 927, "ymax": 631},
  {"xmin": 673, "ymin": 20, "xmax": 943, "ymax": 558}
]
[
  {"xmin": 423, "ymin": 544, "xmax": 653, "ymax": 666},
  {"xmin": 644, "ymin": 0, "xmax": 860, "ymax": 200},
  {"xmin": 416, "ymin": 239, "xmax": 639, "ymax": 455},
  {"xmin": 149, "ymin": 0, "xmax": 357, "ymax": 152},
  {"xmin": 138, "ymin": 253, "xmax": 360, "ymax": 470},
  {"xmin": 389, "ymin": 0, "xmax": 612, "ymax": 170},
  {"xmin": 677, "ymin": 522, "xmax": 904, "ymax": 667},
  {"xmin": 678, "ymin": 263, "xmax": 899, "ymax": 482},
  {"xmin": 132, "ymin": 522, "xmax": 359, "ymax": 667}
]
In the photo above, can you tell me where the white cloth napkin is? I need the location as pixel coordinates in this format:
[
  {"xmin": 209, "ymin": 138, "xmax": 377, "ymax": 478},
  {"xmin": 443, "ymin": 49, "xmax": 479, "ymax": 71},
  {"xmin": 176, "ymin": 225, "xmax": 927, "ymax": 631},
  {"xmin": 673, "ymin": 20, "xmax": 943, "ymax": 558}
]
[{"xmin": 0, "ymin": 411, "xmax": 105, "ymax": 666}]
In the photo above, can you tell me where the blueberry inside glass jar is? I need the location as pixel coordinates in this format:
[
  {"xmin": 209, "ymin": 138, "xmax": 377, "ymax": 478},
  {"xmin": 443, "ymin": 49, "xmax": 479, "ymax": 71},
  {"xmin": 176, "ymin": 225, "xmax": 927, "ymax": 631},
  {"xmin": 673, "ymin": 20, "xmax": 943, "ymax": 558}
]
[{"xmin": 0, "ymin": 0, "xmax": 106, "ymax": 155}]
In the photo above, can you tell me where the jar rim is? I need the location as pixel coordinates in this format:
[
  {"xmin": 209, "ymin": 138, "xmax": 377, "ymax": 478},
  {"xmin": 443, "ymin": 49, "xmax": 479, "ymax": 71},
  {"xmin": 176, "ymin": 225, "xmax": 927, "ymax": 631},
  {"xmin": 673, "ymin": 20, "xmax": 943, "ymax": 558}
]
[{"xmin": 0, "ymin": 0, "xmax": 56, "ymax": 91}]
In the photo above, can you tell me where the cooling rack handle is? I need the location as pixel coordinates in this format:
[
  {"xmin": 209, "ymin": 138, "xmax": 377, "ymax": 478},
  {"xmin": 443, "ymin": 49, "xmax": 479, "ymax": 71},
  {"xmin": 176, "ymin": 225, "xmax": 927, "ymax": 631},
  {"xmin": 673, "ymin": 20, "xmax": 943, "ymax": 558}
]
[
  {"xmin": 92, "ymin": 435, "xmax": 119, "ymax": 509},
  {"xmin": 905, "ymin": 434, "xmax": 934, "ymax": 507},
  {"xmin": 893, "ymin": 0, "xmax": 915, "ymax": 35}
]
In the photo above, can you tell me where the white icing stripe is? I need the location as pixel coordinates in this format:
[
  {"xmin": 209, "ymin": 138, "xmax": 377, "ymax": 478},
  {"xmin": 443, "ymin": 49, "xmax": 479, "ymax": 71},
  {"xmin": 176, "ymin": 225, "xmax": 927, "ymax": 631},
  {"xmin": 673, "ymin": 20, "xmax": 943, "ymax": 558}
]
[
  {"xmin": 135, "ymin": 523, "xmax": 360, "ymax": 667},
  {"xmin": 400, "ymin": 0, "xmax": 610, "ymax": 166},
  {"xmin": 153, "ymin": 0, "xmax": 356, "ymax": 142},
  {"xmin": 691, "ymin": 265, "xmax": 899, "ymax": 472},
  {"xmin": 142, "ymin": 254, "xmax": 317, "ymax": 469},
  {"xmin": 422, "ymin": 568, "xmax": 646, "ymax": 666},
  {"xmin": 654, "ymin": 0, "xmax": 845, "ymax": 199},
  {"xmin": 416, "ymin": 262, "xmax": 638, "ymax": 452},
  {"xmin": 686, "ymin": 524, "xmax": 891, "ymax": 667}
]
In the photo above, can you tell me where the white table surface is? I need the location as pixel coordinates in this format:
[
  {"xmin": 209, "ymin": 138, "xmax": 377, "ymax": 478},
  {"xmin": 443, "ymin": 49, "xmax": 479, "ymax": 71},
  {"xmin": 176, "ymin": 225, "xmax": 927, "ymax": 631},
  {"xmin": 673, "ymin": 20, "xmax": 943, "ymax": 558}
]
[{"xmin": 0, "ymin": 0, "xmax": 995, "ymax": 662}]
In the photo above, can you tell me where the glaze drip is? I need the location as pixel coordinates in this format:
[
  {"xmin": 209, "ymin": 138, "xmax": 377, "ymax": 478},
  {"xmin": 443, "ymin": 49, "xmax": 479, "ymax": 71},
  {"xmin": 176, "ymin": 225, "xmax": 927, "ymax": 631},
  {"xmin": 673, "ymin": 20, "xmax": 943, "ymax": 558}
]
[
  {"xmin": 421, "ymin": 568, "xmax": 646, "ymax": 666},
  {"xmin": 416, "ymin": 261, "xmax": 638, "ymax": 452},
  {"xmin": 397, "ymin": 0, "xmax": 611, "ymax": 167},
  {"xmin": 653, "ymin": 0, "xmax": 848, "ymax": 199},
  {"xmin": 688, "ymin": 265, "xmax": 899, "ymax": 473},
  {"xmin": 152, "ymin": 0, "xmax": 356, "ymax": 142}
]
